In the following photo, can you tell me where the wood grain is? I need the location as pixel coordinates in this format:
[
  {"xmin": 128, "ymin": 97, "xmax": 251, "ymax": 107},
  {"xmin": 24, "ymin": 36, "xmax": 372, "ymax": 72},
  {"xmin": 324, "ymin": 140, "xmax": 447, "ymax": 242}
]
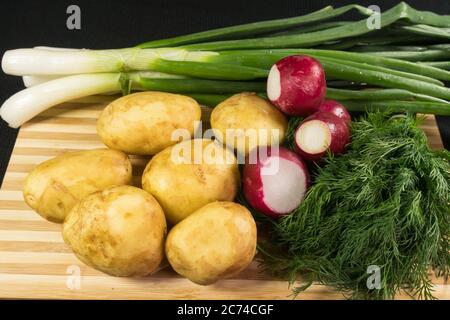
[{"xmin": 0, "ymin": 99, "xmax": 447, "ymax": 300}]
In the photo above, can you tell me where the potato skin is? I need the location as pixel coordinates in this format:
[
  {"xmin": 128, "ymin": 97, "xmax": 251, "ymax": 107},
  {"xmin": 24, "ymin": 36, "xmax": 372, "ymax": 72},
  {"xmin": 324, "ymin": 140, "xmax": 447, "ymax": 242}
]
[
  {"xmin": 166, "ymin": 201, "xmax": 257, "ymax": 285},
  {"xmin": 97, "ymin": 91, "xmax": 201, "ymax": 155},
  {"xmin": 23, "ymin": 149, "xmax": 132, "ymax": 223},
  {"xmin": 62, "ymin": 185, "xmax": 167, "ymax": 277},
  {"xmin": 142, "ymin": 139, "xmax": 239, "ymax": 225},
  {"xmin": 211, "ymin": 92, "xmax": 288, "ymax": 155}
]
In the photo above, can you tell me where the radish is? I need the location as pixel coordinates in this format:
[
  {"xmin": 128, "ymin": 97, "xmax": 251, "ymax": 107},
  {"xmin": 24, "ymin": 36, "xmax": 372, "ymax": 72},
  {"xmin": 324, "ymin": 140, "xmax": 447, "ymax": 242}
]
[
  {"xmin": 266, "ymin": 55, "xmax": 326, "ymax": 116},
  {"xmin": 243, "ymin": 146, "xmax": 309, "ymax": 218},
  {"xmin": 294, "ymin": 112, "xmax": 349, "ymax": 161},
  {"xmin": 318, "ymin": 100, "xmax": 351, "ymax": 125}
]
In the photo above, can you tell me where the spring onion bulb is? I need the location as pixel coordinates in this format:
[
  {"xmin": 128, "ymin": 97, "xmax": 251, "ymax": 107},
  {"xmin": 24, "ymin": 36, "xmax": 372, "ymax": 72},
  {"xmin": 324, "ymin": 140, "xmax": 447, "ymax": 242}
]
[
  {"xmin": 1, "ymin": 48, "xmax": 218, "ymax": 76},
  {"xmin": 22, "ymin": 75, "xmax": 62, "ymax": 87},
  {"xmin": 33, "ymin": 46, "xmax": 83, "ymax": 51},
  {"xmin": 1, "ymin": 73, "xmax": 121, "ymax": 128},
  {"xmin": 23, "ymin": 71, "xmax": 184, "ymax": 88}
]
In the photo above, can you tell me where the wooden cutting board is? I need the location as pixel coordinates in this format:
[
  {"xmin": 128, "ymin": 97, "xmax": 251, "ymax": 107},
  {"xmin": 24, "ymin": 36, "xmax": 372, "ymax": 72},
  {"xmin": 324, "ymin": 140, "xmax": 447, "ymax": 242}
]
[{"xmin": 0, "ymin": 98, "xmax": 448, "ymax": 299}]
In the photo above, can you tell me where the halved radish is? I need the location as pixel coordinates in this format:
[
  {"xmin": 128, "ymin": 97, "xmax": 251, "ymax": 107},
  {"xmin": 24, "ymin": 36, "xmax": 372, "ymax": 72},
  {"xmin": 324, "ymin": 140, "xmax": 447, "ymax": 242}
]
[
  {"xmin": 294, "ymin": 112, "xmax": 349, "ymax": 161},
  {"xmin": 243, "ymin": 146, "xmax": 309, "ymax": 218},
  {"xmin": 267, "ymin": 55, "xmax": 326, "ymax": 116},
  {"xmin": 318, "ymin": 100, "xmax": 351, "ymax": 125}
]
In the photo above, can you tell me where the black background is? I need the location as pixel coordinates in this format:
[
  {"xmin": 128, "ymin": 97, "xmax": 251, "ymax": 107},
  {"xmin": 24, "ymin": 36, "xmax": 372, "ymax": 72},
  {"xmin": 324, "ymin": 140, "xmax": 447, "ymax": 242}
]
[{"xmin": 1, "ymin": 0, "xmax": 450, "ymax": 185}]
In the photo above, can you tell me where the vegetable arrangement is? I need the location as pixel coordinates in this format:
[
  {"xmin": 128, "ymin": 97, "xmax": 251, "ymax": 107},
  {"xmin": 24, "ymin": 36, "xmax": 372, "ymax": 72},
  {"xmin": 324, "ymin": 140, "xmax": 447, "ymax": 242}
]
[{"xmin": 2, "ymin": 2, "xmax": 450, "ymax": 299}]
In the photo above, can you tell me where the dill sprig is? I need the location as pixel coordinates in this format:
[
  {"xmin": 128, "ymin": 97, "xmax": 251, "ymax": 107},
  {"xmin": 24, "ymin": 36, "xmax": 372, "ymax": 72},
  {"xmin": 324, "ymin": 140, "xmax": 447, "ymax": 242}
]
[
  {"xmin": 283, "ymin": 116, "xmax": 303, "ymax": 150},
  {"xmin": 259, "ymin": 111, "xmax": 450, "ymax": 299}
]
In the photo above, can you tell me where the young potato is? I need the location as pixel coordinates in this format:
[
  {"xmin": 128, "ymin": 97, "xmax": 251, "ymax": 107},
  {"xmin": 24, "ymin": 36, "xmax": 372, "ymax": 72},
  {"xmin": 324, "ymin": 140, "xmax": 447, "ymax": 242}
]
[
  {"xmin": 97, "ymin": 91, "xmax": 201, "ymax": 155},
  {"xmin": 142, "ymin": 139, "xmax": 239, "ymax": 225},
  {"xmin": 210, "ymin": 92, "xmax": 288, "ymax": 155},
  {"xmin": 63, "ymin": 185, "xmax": 167, "ymax": 277},
  {"xmin": 23, "ymin": 149, "xmax": 132, "ymax": 223},
  {"xmin": 166, "ymin": 201, "xmax": 257, "ymax": 285}
]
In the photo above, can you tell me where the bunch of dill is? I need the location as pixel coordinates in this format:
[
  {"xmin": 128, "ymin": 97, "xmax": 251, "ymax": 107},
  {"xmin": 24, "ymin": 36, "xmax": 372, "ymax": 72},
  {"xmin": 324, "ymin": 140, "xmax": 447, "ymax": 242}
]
[{"xmin": 260, "ymin": 112, "xmax": 450, "ymax": 299}]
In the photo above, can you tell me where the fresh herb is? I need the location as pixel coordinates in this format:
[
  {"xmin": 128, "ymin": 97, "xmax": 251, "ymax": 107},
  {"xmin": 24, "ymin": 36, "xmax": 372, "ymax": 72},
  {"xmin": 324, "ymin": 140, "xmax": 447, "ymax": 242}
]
[
  {"xmin": 260, "ymin": 111, "xmax": 450, "ymax": 299},
  {"xmin": 283, "ymin": 116, "xmax": 303, "ymax": 150}
]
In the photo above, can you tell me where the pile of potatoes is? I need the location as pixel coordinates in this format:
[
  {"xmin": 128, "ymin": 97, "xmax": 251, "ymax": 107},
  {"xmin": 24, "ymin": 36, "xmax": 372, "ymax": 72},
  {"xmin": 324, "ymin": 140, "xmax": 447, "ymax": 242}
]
[{"xmin": 23, "ymin": 91, "xmax": 287, "ymax": 284}]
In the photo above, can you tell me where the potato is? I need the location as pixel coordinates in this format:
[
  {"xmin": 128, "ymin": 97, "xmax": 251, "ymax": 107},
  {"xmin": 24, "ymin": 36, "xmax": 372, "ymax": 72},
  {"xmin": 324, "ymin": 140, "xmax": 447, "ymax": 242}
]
[
  {"xmin": 166, "ymin": 201, "xmax": 257, "ymax": 285},
  {"xmin": 63, "ymin": 185, "xmax": 167, "ymax": 277},
  {"xmin": 211, "ymin": 92, "xmax": 288, "ymax": 155},
  {"xmin": 97, "ymin": 91, "xmax": 201, "ymax": 155},
  {"xmin": 142, "ymin": 139, "xmax": 239, "ymax": 225},
  {"xmin": 23, "ymin": 149, "xmax": 132, "ymax": 223}
]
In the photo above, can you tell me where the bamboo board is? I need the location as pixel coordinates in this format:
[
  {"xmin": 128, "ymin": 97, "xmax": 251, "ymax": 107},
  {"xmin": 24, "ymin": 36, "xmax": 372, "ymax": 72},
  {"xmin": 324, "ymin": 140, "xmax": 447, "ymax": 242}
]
[{"xmin": 0, "ymin": 98, "xmax": 448, "ymax": 300}]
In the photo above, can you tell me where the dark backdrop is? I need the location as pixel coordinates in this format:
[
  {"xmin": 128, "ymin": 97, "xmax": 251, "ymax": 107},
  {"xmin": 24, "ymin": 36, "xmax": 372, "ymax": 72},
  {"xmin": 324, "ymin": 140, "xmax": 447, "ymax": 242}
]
[{"xmin": 1, "ymin": 0, "xmax": 449, "ymax": 185}]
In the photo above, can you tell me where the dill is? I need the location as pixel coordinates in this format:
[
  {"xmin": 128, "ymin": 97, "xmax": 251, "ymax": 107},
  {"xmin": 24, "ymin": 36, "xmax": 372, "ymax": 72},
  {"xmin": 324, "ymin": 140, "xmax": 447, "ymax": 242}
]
[
  {"xmin": 283, "ymin": 116, "xmax": 303, "ymax": 150},
  {"xmin": 259, "ymin": 111, "xmax": 450, "ymax": 299}
]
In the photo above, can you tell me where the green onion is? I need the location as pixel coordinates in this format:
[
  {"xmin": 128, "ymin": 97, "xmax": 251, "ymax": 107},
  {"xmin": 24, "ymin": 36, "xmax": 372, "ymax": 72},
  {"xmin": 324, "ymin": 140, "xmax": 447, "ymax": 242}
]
[
  {"xmin": 362, "ymin": 49, "xmax": 450, "ymax": 61},
  {"xmin": 187, "ymin": 94, "xmax": 231, "ymax": 106},
  {"xmin": 367, "ymin": 50, "xmax": 450, "ymax": 61},
  {"xmin": 186, "ymin": 89, "xmax": 450, "ymax": 108},
  {"xmin": 351, "ymin": 45, "xmax": 430, "ymax": 52},
  {"xmin": 130, "ymin": 75, "xmax": 266, "ymax": 93},
  {"xmin": 428, "ymin": 44, "xmax": 450, "ymax": 50},
  {"xmin": 321, "ymin": 59, "xmax": 450, "ymax": 100},
  {"xmin": 137, "ymin": 5, "xmax": 370, "ymax": 48},
  {"xmin": 207, "ymin": 49, "xmax": 447, "ymax": 86},
  {"xmin": 399, "ymin": 24, "xmax": 450, "ymax": 40},
  {"xmin": 421, "ymin": 61, "xmax": 450, "ymax": 70},
  {"xmin": 149, "ymin": 59, "xmax": 268, "ymax": 80},
  {"xmin": 212, "ymin": 49, "xmax": 450, "ymax": 81},
  {"xmin": 318, "ymin": 56, "xmax": 444, "ymax": 86},
  {"xmin": 301, "ymin": 49, "xmax": 450, "ymax": 80},
  {"xmin": 320, "ymin": 34, "xmax": 431, "ymax": 51},
  {"xmin": 338, "ymin": 100, "xmax": 450, "ymax": 115},
  {"xmin": 265, "ymin": 21, "xmax": 351, "ymax": 37},
  {"xmin": 326, "ymin": 88, "xmax": 450, "ymax": 104},
  {"xmin": 182, "ymin": 3, "xmax": 450, "ymax": 51}
]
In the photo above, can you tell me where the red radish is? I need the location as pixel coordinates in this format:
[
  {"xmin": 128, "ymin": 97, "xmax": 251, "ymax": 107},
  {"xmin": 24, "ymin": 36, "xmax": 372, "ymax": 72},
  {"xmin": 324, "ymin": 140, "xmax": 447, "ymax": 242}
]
[
  {"xmin": 243, "ymin": 146, "xmax": 309, "ymax": 218},
  {"xmin": 318, "ymin": 100, "xmax": 351, "ymax": 125},
  {"xmin": 294, "ymin": 112, "xmax": 350, "ymax": 161},
  {"xmin": 267, "ymin": 55, "xmax": 326, "ymax": 116}
]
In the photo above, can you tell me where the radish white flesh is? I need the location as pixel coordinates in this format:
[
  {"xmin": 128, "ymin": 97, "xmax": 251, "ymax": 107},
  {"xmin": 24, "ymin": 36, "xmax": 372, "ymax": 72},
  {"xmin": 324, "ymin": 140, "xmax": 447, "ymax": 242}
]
[
  {"xmin": 294, "ymin": 111, "xmax": 350, "ymax": 161},
  {"xmin": 296, "ymin": 120, "xmax": 331, "ymax": 154},
  {"xmin": 318, "ymin": 99, "xmax": 351, "ymax": 124},
  {"xmin": 267, "ymin": 55, "xmax": 326, "ymax": 116},
  {"xmin": 243, "ymin": 146, "xmax": 309, "ymax": 218},
  {"xmin": 267, "ymin": 65, "xmax": 281, "ymax": 101}
]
